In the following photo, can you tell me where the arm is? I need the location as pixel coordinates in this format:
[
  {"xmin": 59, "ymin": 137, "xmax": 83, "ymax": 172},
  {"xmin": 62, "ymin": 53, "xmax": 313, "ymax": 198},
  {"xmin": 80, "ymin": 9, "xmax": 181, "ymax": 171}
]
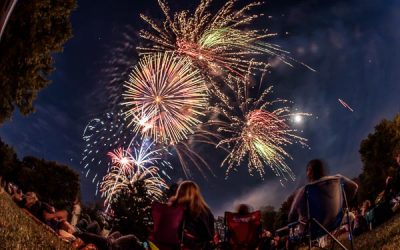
[
  {"xmin": 339, "ymin": 175, "xmax": 358, "ymax": 200},
  {"xmin": 288, "ymin": 187, "xmax": 306, "ymax": 222}
]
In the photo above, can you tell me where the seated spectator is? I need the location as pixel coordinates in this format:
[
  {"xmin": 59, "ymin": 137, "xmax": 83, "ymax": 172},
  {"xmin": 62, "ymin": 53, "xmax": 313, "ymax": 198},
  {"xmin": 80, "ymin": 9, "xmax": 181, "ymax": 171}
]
[
  {"xmin": 169, "ymin": 180, "xmax": 215, "ymax": 250},
  {"xmin": 71, "ymin": 195, "xmax": 81, "ymax": 227},
  {"xmin": 258, "ymin": 229, "xmax": 273, "ymax": 250},
  {"xmin": 287, "ymin": 159, "xmax": 358, "ymax": 249},
  {"xmin": 288, "ymin": 159, "xmax": 358, "ymax": 224},
  {"xmin": 352, "ymin": 208, "xmax": 368, "ymax": 236},
  {"xmin": 75, "ymin": 230, "xmax": 144, "ymax": 250},
  {"xmin": 76, "ymin": 214, "xmax": 103, "ymax": 235},
  {"xmin": 225, "ymin": 203, "xmax": 261, "ymax": 250},
  {"xmin": 361, "ymin": 200, "xmax": 372, "ymax": 217},
  {"xmin": 12, "ymin": 191, "xmax": 77, "ymax": 241}
]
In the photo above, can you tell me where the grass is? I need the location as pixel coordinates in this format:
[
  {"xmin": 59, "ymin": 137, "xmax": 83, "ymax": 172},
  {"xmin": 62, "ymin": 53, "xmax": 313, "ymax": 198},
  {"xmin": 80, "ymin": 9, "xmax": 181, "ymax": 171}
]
[
  {"xmin": 0, "ymin": 189, "xmax": 72, "ymax": 250},
  {"xmin": 296, "ymin": 212, "xmax": 400, "ymax": 250},
  {"xmin": 353, "ymin": 213, "xmax": 400, "ymax": 250}
]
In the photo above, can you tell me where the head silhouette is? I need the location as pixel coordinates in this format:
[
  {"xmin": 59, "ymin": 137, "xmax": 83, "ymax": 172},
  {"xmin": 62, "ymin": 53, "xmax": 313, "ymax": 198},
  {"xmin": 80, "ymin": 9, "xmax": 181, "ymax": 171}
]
[
  {"xmin": 306, "ymin": 159, "xmax": 326, "ymax": 182},
  {"xmin": 236, "ymin": 204, "xmax": 250, "ymax": 215},
  {"xmin": 173, "ymin": 181, "xmax": 209, "ymax": 216}
]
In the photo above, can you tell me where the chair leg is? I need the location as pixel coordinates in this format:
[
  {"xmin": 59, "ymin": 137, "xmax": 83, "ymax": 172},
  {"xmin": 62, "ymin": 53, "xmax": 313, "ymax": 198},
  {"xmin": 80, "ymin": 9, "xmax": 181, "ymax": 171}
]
[{"xmin": 311, "ymin": 219, "xmax": 348, "ymax": 250}]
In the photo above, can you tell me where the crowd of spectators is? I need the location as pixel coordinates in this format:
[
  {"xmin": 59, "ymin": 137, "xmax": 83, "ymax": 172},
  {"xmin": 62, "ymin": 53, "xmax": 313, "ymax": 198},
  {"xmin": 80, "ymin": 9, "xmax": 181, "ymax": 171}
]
[{"xmin": 1, "ymin": 145, "xmax": 400, "ymax": 249}]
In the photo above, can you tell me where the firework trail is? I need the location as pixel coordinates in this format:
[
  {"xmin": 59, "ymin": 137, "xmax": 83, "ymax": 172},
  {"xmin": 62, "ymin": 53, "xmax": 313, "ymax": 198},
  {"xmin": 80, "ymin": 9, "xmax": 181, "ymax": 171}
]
[
  {"xmin": 338, "ymin": 98, "xmax": 354, "ymax": 112},
  {"xmin": 100, "ymin": 140, "xmax": 170, "ymax": 205},
  {"xmin": 211, "ymin": 73, "xmax": 309, "ymax": 180},
  {"xmin": 139, "ymin": 0, "xmax": 314, "ymax": 80},
  {"xmin": 81, "ymin": 111, "xmax": 134, "ymax": 193},
  {"xmin": 170, "ymin": 124, "xmax": 229, "ymax": 178},
  {"xmin": 122, "ymin": 52, "xmax": 209, "ymax": 145}
]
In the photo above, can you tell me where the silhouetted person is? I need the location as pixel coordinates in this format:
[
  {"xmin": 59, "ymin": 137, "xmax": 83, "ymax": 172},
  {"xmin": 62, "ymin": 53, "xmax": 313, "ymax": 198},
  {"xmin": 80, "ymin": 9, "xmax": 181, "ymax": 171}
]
[
  {"xmin": 289, "ymin": 159, "xmax": 358, "ymax": 223},
  {"xmin": 170, "ymin": 180, "xmax": 215, "ymax": 250}
]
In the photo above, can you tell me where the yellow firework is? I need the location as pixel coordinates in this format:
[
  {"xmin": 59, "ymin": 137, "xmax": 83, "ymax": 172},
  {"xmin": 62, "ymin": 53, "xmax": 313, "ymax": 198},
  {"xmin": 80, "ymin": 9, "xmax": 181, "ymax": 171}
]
[
  {"xmin": 214, "ymin": 75, "xmax": 309, "ymax": 179},
  {"xmin": 101, "ymin": 165, "xmax": 167, "ymax": 205},
  {"xmin": 139, "ymin": 0, "xmax": 314, "ymax": 78},
  {"xmin": 100, "ymin": 145, "xmax": 168, "ymax": 205},
  {"xmin": 122, "ymin": 52, "xmax": 208, "ymax": 144}
]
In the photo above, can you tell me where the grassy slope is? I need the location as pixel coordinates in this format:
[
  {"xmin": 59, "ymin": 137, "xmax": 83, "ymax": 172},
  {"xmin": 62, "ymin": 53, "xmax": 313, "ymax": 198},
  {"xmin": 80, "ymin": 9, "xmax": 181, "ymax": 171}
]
[
  {"xmin": 297, "ymin": 213, "xmax": 400, "ymax": 250},
  {"xmin": 0, "ymin": 190, "xmax": 72, "ymax": 250},
  {"xmin": 354, "ymin": 213, "xmax": 400, "ymax": 250}
]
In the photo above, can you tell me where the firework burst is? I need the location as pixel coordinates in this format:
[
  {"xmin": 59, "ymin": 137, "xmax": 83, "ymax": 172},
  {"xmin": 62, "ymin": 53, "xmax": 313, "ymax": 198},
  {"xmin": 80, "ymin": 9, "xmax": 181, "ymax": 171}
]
[
  {"xmin": 139, "ymin": 0, "xmax": 314, "ymax": 79},
  {"xmin": 100, "ymin": 141, "xmax": 170, "ymax": 205},
  {"xmin": 213, "ymin": 75, "xmax": 309, "ymax": 180},
  {"xmin": 122, "ymin": 52, "xmax": 209, "ymax": 144},
  {"xmin": 81, "ymin": 111, "xmax": 134, "ymax": 193}
]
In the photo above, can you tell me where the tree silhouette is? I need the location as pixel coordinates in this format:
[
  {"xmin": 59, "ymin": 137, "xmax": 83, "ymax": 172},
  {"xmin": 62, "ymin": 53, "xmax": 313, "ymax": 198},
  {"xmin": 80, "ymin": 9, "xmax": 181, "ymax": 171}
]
[
  {"xmin": 0, "ymin": 0, "xmax": 76, "ymax": 123},
  {"xmin": 273, "ymin": 194, "xmax": 295, "ymax": 230},
  {"xmin": 358, "ymin": 114, "xmax": 400, "ymax": 201},
  {"xmin": 260, "ymin": 205, "xmax": 277, "ymax": 231},
  {"xmin": 0, "ymin": 138, "xmax": 80, "ymax": 209},
  {"xmin": 110, "ymin": 180, "xmax": 160, "ymax": 240}
]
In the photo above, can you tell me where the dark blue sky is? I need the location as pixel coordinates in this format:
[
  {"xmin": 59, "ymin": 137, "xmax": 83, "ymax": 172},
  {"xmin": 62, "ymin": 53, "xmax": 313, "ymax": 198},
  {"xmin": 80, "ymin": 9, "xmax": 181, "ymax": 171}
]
[{"xmin": 1, "ymin": 0, "xmax": 399, "ymax": 215}]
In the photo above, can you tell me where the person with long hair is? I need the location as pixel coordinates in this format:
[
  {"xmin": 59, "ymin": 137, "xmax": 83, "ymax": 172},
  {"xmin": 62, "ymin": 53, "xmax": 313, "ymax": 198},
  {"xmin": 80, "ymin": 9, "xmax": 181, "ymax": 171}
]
[{"xmin": 170, "ymin": 180, "xmax": 215, "ymax": 249}]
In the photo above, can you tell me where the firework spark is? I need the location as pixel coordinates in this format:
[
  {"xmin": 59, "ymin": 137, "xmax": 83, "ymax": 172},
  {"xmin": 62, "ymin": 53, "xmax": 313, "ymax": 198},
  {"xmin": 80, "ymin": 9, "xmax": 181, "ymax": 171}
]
[
  {"xmin": 100, "ymin": 141, "xmax": 170, "ymax": 205},
  {"xmin": 139, "ymin": 0, "xmax": 314, "ymax": 79},
  {"xmin": 213, "ymin": 75, "xmax": 309, "ymax": 180},
  {"xmin": 122, "ymin": 52, "xmax": 209, "ymax": 144},
  {"xmin": 338, "ymin": 98, "xmax": 354, "ymax": 112},
  {"xmin": 81, "ymin": 111, "xmax": 134, "ymax": 193}
]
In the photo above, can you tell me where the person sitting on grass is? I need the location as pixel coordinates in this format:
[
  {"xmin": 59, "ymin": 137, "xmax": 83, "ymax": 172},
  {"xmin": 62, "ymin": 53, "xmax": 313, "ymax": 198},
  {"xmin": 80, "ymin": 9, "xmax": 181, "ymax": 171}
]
[
  {"xmin": 285, "ymin": 159, "xmax": 358, "ymax": 249},
  {"xmin": 169, "ymin": 180, "xmax": 215, "ymax": 250},
  {"xmin": 289, "ymin": 159, "xmax": 358, "ymax": 223},
  {"xmin": 12, "ymin": 191, "xmax": 78, "ymax": 241}
]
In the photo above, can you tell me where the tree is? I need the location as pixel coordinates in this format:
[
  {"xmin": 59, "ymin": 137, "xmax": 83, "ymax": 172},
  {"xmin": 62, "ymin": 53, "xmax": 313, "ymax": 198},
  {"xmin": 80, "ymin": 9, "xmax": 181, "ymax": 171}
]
[
  {"xmin": 110, "ymin": 180, "xmax": 156, "ymax": 240},
  {"xmin": 0, "ymin": 0, "xmax": 77, "ymax": 123},
  {"xmin": 0, "ymin": 138, "xmax": 80, "ymax": 209},
  {"xmin": 260, "ymin": 205, "xmax": 277, "ymax": 231},
  {"xmin": 273, "ymin": 194, "xmax": 295, "ymax": 230},
  {"xmin": 16, "ymin": 156, "xmax": 80, "ymax": 209},
  {"xmin": 358, "ymin": 114, "xmax": 400, "ymax": 201},
  {"xmin": 0, "ymin": 138, "xmax": 19, "ymax": 180}
]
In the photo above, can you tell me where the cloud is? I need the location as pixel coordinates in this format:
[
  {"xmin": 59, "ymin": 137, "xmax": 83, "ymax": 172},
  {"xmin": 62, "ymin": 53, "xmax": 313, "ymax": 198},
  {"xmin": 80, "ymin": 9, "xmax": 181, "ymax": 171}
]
[{"xmin": 215, "ymin": 179, "xmax": 301, "ymax": 216}]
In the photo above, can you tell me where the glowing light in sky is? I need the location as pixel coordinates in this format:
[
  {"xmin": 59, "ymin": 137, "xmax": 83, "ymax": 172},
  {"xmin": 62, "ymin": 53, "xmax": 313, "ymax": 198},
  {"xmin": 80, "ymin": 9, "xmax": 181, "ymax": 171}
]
[
  {"xmin": 294, "ymin": 114, "xmax": 303, "ymax": 124},
  {"xmin": 122, "ymin": 52, "xmax": 209, "ymax": 145}
]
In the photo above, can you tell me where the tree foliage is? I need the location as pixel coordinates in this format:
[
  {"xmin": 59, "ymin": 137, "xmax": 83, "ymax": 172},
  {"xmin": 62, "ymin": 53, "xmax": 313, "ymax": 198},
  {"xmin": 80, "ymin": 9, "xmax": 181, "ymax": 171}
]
[
  {"xmin": 110, "ymin": 180, "xmax": 156, "ymax": 240},
  {"xmin": 0, "ymin": 0, "xmax": 76, "ymax": 123},
  {"xmin": 0, "ymin": 138, "xmax": 80, "ymax": 209},
  {"xmin": 358, "ymin": 114, "xmax": 400, "ymax": 202},
  {"xmin": 0, "ymin": 138, "xmax": 18, "ymax": 179},
  {"xmin": 273, "ymin": 194, "xmax": 295, "ymax": 230},
  {"xmin": 260, "ymin": 205, "xmax": 277, "ymax": 231}
]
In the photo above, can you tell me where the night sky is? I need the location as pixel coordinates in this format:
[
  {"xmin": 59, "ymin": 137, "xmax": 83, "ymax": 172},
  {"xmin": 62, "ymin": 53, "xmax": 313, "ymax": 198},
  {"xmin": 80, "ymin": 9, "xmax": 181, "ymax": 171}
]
[{"xmin": 1, "ymin": 0, "xmax": 399, "ymax": 215}]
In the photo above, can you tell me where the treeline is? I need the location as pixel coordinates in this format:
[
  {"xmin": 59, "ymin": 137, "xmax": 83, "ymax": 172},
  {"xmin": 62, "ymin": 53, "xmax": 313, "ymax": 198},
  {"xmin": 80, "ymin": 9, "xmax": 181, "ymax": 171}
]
[
  {"xmin": 261, "ymin": 114, "xmax": 400, "ymax": 231},
  {"xmin": 0, "ymin": 138, "xmax": 80, "ymax": 210}
]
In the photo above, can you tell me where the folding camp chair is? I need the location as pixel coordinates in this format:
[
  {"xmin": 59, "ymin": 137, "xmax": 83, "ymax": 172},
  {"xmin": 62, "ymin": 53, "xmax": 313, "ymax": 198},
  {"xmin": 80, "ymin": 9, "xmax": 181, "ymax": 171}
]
[
  {"xmin": 287, "ymin": 177, "xmax": 354, "ymax": 250},
  {"xmin": 148, "ymin": 202, "xmax": 185, "ymax": 250},
  {"xmin": 224, "ymin": 210, "xmax": 261, "ymax": 250}
]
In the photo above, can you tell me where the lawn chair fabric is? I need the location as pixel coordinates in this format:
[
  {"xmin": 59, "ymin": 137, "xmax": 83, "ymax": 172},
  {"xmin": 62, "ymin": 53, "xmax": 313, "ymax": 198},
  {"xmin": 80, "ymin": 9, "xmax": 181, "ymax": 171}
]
[
  {"xmin": 225, "ymin": 210, "xmax": 261, "ymax": 249},
  {"xmin": 150, "ymin": 202, "xmax": 185, "ymax": 249}
]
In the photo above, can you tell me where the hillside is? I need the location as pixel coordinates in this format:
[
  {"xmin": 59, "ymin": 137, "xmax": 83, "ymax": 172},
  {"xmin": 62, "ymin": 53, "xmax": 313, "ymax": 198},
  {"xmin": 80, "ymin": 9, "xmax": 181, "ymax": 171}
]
[
  {"xmin": 297, "ymin": 212, "xmax": 400, "ymax": 250},
  {"xmin": 0, "ymin": 190, "xmax": 72, "ymax": 249}
]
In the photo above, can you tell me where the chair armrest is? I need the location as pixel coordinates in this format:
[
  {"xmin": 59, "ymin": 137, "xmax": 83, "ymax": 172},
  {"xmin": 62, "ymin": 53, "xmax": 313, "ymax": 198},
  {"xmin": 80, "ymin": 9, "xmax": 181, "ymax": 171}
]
[{"xmin": 276, "ymin": 221, "xmax": 306, "ymax": 236}]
